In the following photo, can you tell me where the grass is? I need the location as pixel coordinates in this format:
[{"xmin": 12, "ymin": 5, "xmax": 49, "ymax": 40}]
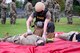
[
  {"xmin": 0, "ymin": 17, "xmax": 80, "ymax": 37},
  {"xmin": 55, "ymin": 17, "xmax": 80, "ymax": 32}
]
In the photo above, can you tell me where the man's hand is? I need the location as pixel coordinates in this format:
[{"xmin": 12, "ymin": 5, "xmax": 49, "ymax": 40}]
[{"xmin": 27, "ymin": 29, "xmax": 33, "ymax": 35}]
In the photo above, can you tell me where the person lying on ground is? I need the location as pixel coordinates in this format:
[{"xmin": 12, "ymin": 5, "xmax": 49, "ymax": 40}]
[
  {"xmin": 56, "ymin": 31, "xmax": 80, "ymax": 42},
  {"xmin": 0, "ymin": 33, "xmax": 45, "ymax": 46}
]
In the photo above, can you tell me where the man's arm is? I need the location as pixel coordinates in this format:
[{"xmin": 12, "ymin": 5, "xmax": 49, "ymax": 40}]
[
  {"xmin": 43, "ymin": 11, "xmax": 51, "ymax": 34},
  {"xmin": 43, "ymin": 18, "xmax": 50, "ymax": 35},
  {"xmin": 26, "ymin": 13, "xmax": 33, "ymax": 31},
  {"xmin": 42, "ymin": 11, "xmax": 51, "ymax": 39}
]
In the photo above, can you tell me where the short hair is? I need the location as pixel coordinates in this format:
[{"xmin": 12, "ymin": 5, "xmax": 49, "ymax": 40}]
[{"xmin": 35, "ymin": 2, "xmax": 45, "ymax": 12}]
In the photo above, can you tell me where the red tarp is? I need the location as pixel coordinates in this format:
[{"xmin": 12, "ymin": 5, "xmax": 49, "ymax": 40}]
[{"xmin": 0, "ymin": 32, "xmax": 80, "ymax": 53}]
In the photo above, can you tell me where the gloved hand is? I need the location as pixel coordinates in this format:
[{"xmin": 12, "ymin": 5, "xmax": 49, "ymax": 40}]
[
  {"xmin": 27, "ymin": 29, "xmax": 33, "ymax": 35},
  {"xmin": 42, "ymin": 34, "xmax": 47, "ymax": 42}
]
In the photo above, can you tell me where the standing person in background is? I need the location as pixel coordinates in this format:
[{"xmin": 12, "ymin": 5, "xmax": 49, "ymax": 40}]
[
  {"xmin": 24, "ymin": 0, "xmax": 33, "ymax": 20},
  {"xmin": 65, "ymin": 0, "xmax": 73, "ymax": 24},
  {"xmin": 45, "ymin": 0, "xmax": 54, "ymax": 22},
  {"xmin": 10, "ymin": 0, "xmax": 17, "ymax": 24},
  {"xmin": 53, "ymin": 1, "xmax": 61, "ymax": 22},
  {"xmin": 1, "ymin": 0, "xmax": 7, "ymax": 24},
  {"xmin": 26, "ymin": 2, "xmax": 55, "ymax": 42}
]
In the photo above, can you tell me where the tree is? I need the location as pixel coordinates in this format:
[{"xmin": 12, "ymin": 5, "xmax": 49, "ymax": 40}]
[
  {"xmin": 74, "ymin": 0, "xmax": 80, "ymax": 5},
  {"xmin": 73, "ymin": 0, "xmax": 80, "ymax": 15},
  {"xmin": 56, "ymin": 0, "xmax": 65, "ymax": 11},
  {"xmin": 16, "ymin": 0, "xmax": 23, "ymax": 8}
]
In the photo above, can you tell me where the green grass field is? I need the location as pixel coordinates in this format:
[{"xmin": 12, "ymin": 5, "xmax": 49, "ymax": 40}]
[{"xmin": 0, "ymin": 17, "xmax": 80, "ymax": 37}]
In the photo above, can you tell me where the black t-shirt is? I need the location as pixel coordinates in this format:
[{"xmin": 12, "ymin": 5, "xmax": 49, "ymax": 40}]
[{"xmin": 30, "ymin": 8, "xmax": 51, "ymax": 23}]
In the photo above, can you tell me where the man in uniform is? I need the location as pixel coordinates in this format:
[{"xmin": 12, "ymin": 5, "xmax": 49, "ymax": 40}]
[
  {"xmin": 1, "ymin": 0, "xmax": 7, "ymax": 24},
  {"xmin": 53, "ymin": 1, "xmax": 61, "ymax": 22},
  {"xmin": 45, "ymin": 0, "xmax": 54, "ymax": 22},
  {"xmin": 26, "ymin": 2, "xmax": 55, "ymax": 42},
  {"xmin": 24, "ymin": 0, "xmax": 33, "ymax": 20},
  {"xmin": 10, "ymin": 0, "xmax": 17, "ymax": 24},
  {"xmin": 65, "ymin": 0, "xmax": 73, "ymax": 24},
  {"xmin": 0, "ymin": 33, "xmax": 45, "ymax": 46}
]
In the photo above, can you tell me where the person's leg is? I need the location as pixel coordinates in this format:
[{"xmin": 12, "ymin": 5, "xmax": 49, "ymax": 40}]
[
  {"xmin": 69, "ymin": 14, "xmax": 73, "ymax": 24},
  {"xmin": 55, "ymin": 12, "xmax": 57, "ymax": 22},
  {"xmin": 58, "ymin": 33, "xmax": 71, "ymax": 40},
  {"xmin": 66, "ymin": 11, "xmax": 70, "ymax": 24},
  {"xmin": 0, "ymin": 35, "xmax": 12, "ymax": 42},
  {"xmin": 6, "ymin": 35, "xmax": 21, "ymax": 44},
  {"xmin": 47, "ymin": 22, "xmax": 55, "ymax": 42},
  {"xmin": 13, "ymin": 14, "xmax": 16, "ymax": 24},
  {"xmin": 57, "ymin": 12, "xmax": 60, "ymax": 22},
  {"xmin": 50, "ymin": 11, "xmax": 54, "ymax": 22},
  {"xmin": 58, "ymin": 31, "xmax": 78, "ymax": 41},
  {"xmin": 1, "ymin": 15, "xmax": 5, "ymax": 24},
  {"xmin": 4, "ymin": 12, "xmax": 6, "ymax": 24},
  {"xmin": 10, "ymin": 13, "xmax": 13, "ymax": 24},
  {"xmin": 67, "ymin": 16, "xmax": 70, "ymax": 24}
]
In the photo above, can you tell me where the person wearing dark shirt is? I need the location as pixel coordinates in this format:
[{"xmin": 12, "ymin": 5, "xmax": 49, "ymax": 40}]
[{"xmin": 26, "ymin": 2, "xmax": 55, "ymax": 42}]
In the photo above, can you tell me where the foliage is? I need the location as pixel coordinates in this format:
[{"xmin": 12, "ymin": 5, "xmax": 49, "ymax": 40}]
[
  {"xmin": 73, "ymin": 0, "xmax": 80, "ymax": 6},
  {"xmin": 73, "ymin": 5, "xmax": 80, "ymax": 15},
  {"xmin": 56, "ymin": 0, "xmax": 65, "ymax": 11},
  {"xmin": 16, "ymin": 0, "xmax": 23, "ymax": 8},
  {"xmin": 73, "ymin": 0, "xmax": 80, "ymax": 15}
]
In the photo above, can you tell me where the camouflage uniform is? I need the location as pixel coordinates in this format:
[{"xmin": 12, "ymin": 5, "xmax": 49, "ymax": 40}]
[
  {"xmin": 24, "ymin": 2, "xmax": 33, "ymax": 20},
  {"xmin": 1, "ymin": 1, "xmax": 7, "ymax": 24},
  {"xmin": 0, "ymin": 34, "xmax": 44, "ymax": 46},
  {"xmin": 10, "ymin": 1, "xmax": 17, "ymax": 24},
  {"xmin": 45, "ymin": 0, "xmax": 54, "ymax": 22},
  {"xmin": 65, "ymin": 0, "xmax": 73, "ymax": 24},
  {"xmin": 53, "ymin": 1, "xmax": 60, "ymax": 22},
  {"xmin": 58, "ymin": 31, "xmax": 79, "ymax": 41}
]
